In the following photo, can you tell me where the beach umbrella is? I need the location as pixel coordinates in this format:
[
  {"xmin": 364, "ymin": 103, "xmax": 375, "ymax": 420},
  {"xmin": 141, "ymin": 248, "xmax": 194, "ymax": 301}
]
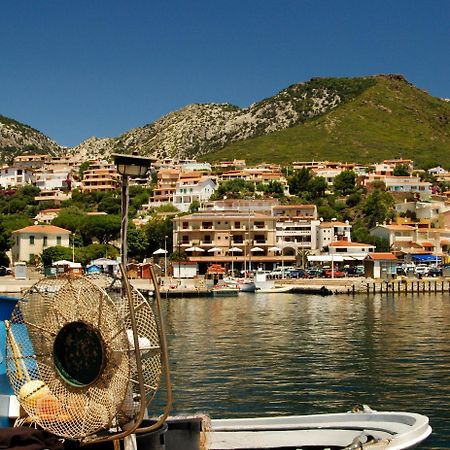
[
  {"xmin": 53, "ymin": 260, "xmax": 73, "ymax": 266},
  {"xmin": 268, "ymin": 246, "xmax": 281, "ymax": 252},
  {"xmin": 185, "ymin": 246, "xmax": 205, "ymax": 252},
  {"xmin": 152, "ymin": 248, "xmax": 168, "ymax": 255},
  {"xmin": 228, "ymin": 247, "xmax": 243, "ymax": 253},
  {"xmin": 250, "ymin": 247, "xmax": 264, "ymax": 252},
  {"xmin": 207, "ymin": 247, "xmax": 222, "ymax": 252}
]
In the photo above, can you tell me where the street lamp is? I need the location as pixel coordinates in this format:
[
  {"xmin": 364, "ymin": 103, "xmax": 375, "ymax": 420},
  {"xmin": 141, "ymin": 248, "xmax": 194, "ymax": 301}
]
[
  {"xmin": 164, "ymin": 235, "xmax": 168, "ymax": 275},
  {"xmin": 113, "ymin": 153, "xmax": 155, "ymax": 268}
]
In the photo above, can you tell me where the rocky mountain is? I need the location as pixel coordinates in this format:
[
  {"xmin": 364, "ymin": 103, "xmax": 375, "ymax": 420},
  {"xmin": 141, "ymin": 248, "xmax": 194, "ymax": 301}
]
[
  {"xmin": 0, "ymin": 115, "xmax": 61, "ymax": 162},
  {"xmin": 70, "ymin": 76, "xmax": 376, "ymax": 161},
  {"xmin": 2, "ymin": 74, "xmax": 450, "ymax": 167}
]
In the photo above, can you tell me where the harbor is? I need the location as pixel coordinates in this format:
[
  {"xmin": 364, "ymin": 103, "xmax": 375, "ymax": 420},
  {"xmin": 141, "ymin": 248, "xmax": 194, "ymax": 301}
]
[{"xmin": 153, "ymin": 291, "xmax": 449, "ymax": 450}]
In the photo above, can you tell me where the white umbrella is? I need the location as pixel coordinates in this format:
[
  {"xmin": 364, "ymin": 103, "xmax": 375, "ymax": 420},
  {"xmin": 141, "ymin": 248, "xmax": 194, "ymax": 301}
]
[
  {"xmin": 268, "ymin": 246, "xmax": 281, "ymax": 252},
  {"xmin": 229, "ymin": 247, "xmax": 243, "ymax": 253},
  {"xmin": 250, "ymin": 247, "xmax": 264, "ymax": 252},
  {"xmin": 185, "ymin": 246, "xmax": 205, "ymax": 252},
  {"xmin": 207, "ymin": 247, "xmax": 222, "ymax": 253},
  {"xmin": 53, "ymin": 260, "xmax": 73, "ymax": 266},
  {"xmin": 152, "ymin": 248, "xmax": 168, "ymax": 255}
]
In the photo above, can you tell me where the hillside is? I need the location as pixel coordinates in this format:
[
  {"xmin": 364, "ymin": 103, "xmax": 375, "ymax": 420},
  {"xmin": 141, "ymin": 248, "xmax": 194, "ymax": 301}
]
[
  {"xmin": 2, "ymin": 74, "xmax": 450, "ymax": 167},
  {"xmin": 0, "ymin": 115, "xmax": 61, "ymax": 162},
  {"xmin": 70, "ymin": 76, "xmax": 376, "ymax": 161},
  {"xmin": 204, "ymin": 75, "xmax": 450, "ymax": 167}
]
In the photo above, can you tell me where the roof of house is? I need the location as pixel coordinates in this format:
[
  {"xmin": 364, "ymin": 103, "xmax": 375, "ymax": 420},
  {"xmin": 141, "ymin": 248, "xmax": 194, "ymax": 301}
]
[
  {"xmin": 273, "ymin": 205, "xmax": 316, "ymax": 210},
  {"xmin": 12, "ymin": 225, "xmax": 71, "ymax": 235},
  {"xmin": 368, "ymin": 252, "xmax": 398, "ymax": 260},
  {"xmin": 320, "ymin": 221, "xmax": 349, "ymax": 227},
  {"xmin": 330, "ymin": 241, "xmax": 375, "ymax": 247},
  {"xmin": 376, "ymin": 224, "xmax": 415, "ymax": 231}
]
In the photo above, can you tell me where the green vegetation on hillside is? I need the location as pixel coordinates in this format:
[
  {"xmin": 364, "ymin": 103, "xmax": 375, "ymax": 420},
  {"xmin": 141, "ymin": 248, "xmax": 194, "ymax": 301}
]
[{"xmin": 204, "ymin": 75, "xmax": 450, "ymax": 168}]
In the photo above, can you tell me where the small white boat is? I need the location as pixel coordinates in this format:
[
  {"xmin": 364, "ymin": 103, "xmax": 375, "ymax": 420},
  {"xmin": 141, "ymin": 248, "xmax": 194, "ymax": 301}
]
[
  {"xmin": 223, "ymin": 277, "xmax": 257, "ymax": 292},
  {"xmin": 208, "ymin": 406, "xmax": 432, "ymax": 449},
  {"xmin": 256, "ymin": 285, "xmax": 293, "ymax": 293}
]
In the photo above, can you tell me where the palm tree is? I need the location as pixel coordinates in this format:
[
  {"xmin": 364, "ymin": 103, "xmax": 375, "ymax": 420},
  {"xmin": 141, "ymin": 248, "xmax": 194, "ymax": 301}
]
[{"xmin": 297, "ymin": 249, "xmax": 311, "ymax": 269}]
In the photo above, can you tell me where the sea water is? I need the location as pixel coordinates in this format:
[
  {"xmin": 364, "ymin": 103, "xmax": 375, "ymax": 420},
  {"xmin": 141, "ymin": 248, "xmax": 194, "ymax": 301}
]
[{"xmin": 152, "ymin": 292, "xmax": 450, "ymax": 449}]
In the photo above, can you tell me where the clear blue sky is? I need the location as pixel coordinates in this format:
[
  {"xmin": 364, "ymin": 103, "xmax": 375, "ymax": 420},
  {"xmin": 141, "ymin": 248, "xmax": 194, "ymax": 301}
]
[{"xmin": 1, "ymin": 0, "xmax": 449, "ymax": 147}]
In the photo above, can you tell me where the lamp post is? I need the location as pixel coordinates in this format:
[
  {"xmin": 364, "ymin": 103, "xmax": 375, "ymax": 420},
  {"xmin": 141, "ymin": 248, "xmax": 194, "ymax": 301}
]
[
  {"xmin": 164, "ymin": 235, "xmax": 168, "ymax": 275},
  {"xmin": 113, "ymin": 153, "xmax": 155, "ymax": 268}
]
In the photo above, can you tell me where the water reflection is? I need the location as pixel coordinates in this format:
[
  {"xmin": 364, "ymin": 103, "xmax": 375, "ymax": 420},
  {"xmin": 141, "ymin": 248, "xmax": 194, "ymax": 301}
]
[{"xmin": 152, "ymin": 292, "xmax": 450, "ymax": 449}]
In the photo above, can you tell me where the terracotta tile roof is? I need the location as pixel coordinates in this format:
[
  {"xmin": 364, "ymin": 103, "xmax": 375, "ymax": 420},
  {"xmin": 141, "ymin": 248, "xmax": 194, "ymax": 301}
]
[
  {"xmin": 273, "ymin": 205, "xmax": 315, "ymax": 210},
  {"xmin": 368, "ymin": 252, "xmax": 397, "ymax": 260},
  {"xmin": 320, "ymin": 221, "xmax": 349, "ymax": 227},
  {"xmin": 382, "ymin": 225, "xmax": 415, "ymax": 231},
  {"xmin": 13, "ymin": 225, "xmax": 71, "ymax": 234},
  {"xmin": 330, "ymin": 241, "xmax": 375, "ymax": 247}
]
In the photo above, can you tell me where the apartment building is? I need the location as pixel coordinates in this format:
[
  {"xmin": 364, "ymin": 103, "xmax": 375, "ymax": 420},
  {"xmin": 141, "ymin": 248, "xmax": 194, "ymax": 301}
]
[
  {"xmin": 0, "ymin": 166, "xmax": 34, "ymax": 187},
  {"xmin": 146, "ymin": 168, "xmax": 180, "ymax": 207},
  {"xmin": 172, "ymin": 174, "xmax": 217, "ymax": 212},
  {"xmin": 13, "ymin": 154, "xmax": 50, "ymax": 170},
  {"xmin": 173, "ymin": 211, "xmax": 285, "ymax": 272},
  {"xmin": 34, "ymin": 189, "xmax": 72, "ymax": 205},
  {"xmin": 81, "ymin": 166, "xmax": 120, "ymax": 193},
  {"xmin": 272, "ymin": 204, "xmax": 320, "ymax": 253},
  {"xmin": 317, "ymin": 221, "xmax": 352, "ymax": 250}
]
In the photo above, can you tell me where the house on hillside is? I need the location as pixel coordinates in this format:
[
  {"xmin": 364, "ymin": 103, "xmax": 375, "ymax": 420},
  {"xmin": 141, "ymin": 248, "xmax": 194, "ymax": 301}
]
[{"xmin": 11, "ymin": 224, "xmax": 71, "ymax": 264}]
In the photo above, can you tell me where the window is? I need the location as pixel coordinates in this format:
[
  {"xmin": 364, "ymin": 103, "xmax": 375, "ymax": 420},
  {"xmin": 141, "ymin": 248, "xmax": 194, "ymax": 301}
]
[
  {"xmin": 57, "ymin": 236, "xmax": 62, "ymax": 245},
  {"xmin": 204, "ymin": 235, "xmax": 211, "ymax": 244},
  {"xmin": 234, "ymin": 221, "xmax": 240, "ymax": 228},
  {"xmin": 29, "ymin": 235, "xmax": 35, "ymax": 245},
  {"xmin": 43, "ymin": 236, "xmax": 48, "ymax": 247},
  {"xmin": 182, "ymin": 222, "xmax": 189, "ymax": 229}
]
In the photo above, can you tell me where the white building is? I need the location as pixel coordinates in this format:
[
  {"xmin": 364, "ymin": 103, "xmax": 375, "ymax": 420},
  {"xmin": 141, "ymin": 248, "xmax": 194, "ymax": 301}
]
[
  {"xmin": 317, "ymin": 221, "xmax": 352, "ymax": 250},
  {"xmin": 34, "ymin": 168, "xmax": 73, "ymax": 190},
  {"xmin": 11, "ymin": 224, "xmax": 71, "ymax": 263},
  {"xmin": 172, "ymin": 176, "xmax": 217, "ymax": 212},
  {"xmin": 328, "ymin": 241, "xmax": 375, "ymax": 259},
  {"xmin": 0, "ymin": 166, "xmax": 34, "ymax": 187}
]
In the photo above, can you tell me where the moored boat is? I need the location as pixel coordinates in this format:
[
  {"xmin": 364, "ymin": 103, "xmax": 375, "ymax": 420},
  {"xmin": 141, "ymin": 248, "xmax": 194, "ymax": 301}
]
[
  {"xmin": 223, "ymin": 276, "xmax": 256, "ymax": 292},
  {"xmin": 208, "ymin": 406, "xmax": 432, "ymax": 449},
  {"xmin": 256, "ymin": 285, "xmax": 293, "ymax": 293}
]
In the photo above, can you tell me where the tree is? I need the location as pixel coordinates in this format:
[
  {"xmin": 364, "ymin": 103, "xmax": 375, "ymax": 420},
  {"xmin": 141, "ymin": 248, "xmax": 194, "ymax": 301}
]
[
  {"xmin": 52, "ymin": 207, "xmax": 86, "ymax": 233},
  {"xmin": 144, "ymin": 217, "xmax": 173, "ymax": 254},
  {"xmin": 211, "ymin": 179, "xmax": 255, "ymax": 200},
  {"xmin": 288, "ymin": 168, "xmax": 312, "ymax": 196},
  {"xmin": 98, "ymin": 196, "xmax": 121, "ymax": 215},
  {"xmin": 333, "ymin": 170, "xmax": 356, "ymax": 196},
  {"xmin": 41, "ymin": 246, "xmax": 74, "ymax": 266},
  {"xmin": 393, "ymin": 164, "xmax": 410, "ymax": 176},
  {"xmin": 362, "ymin": 189, "xmax": 395, "ymax": 228},
  {"xmin": 308, "ymin": 176, "xmax": 328, "ymax": 199},
  {"xmin": 80, "ymin": 215, "xmax": 121, "ymax": 244},
  {"xmin": 127, "ymin": 227, "xmax": 149, "ymax": 261},
  {"xmin": 188, "ymin": 200, "xmax": 200, "ymax": 213}
]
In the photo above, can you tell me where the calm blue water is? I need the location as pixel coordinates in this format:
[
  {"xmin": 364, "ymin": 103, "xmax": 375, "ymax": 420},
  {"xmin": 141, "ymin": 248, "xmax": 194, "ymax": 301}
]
[{"xmin": 152, "ymin": 292, "xmax": 450, "ymax": 449}]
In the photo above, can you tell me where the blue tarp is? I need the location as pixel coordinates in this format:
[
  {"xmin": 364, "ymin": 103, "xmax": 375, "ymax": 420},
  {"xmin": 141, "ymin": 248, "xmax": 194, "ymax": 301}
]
[{"xmin": 412, "ymin": 254, "xmax": 441, "ymax": 262}]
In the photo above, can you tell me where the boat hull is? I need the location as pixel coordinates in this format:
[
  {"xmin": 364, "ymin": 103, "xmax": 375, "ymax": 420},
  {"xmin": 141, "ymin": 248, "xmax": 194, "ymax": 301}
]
[{"xmin": 209, "ymin": 409, "xmax": 432, "ymax": 449}]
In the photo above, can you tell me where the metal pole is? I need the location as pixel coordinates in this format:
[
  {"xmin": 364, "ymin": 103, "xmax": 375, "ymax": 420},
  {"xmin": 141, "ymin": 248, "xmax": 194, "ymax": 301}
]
[
  {"xmin": 164, "ymin": 235, "xmax": 168, "ymax": 275},
  {"xmin": 120, "ymin": 174, "xmax": 129, "ymax": 268}
]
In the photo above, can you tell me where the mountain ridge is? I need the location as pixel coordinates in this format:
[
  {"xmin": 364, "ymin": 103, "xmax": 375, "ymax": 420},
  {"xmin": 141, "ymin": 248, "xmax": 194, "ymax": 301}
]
[{"xmin": 1, "ymin": 74, "xmax": 450, "ymax": 167}]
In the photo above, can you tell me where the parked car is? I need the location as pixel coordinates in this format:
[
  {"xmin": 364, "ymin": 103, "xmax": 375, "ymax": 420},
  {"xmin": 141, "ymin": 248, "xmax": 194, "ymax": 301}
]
[
  {"xmin": 428, "ymin": 267, "xmax": 443, "ymax": 277},
  {"xmin": 288, "ymin": 269, "xmax": 311, "ymax": 279},
  {"xmin": 324, "ymin": 269, "xmax": 346, "ymax": 278},
  {"xmin": 414, "ymin": 264, "xmax": 430, "ymax": 276},
  {"xmin": 0, "ymin": 266, "xmax": 12, "ymax": 276},
  {"xmin": 306, "ymin": 267, "xmax": 325, "ymax": 277}
]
